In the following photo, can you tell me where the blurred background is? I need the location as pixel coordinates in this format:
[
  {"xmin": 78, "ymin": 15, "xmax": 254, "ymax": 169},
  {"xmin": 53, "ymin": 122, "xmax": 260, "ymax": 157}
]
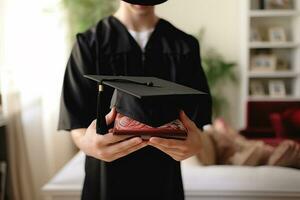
[{"xmin": 1, "ymin": 0, "xmax": 300, "ymax": 199}]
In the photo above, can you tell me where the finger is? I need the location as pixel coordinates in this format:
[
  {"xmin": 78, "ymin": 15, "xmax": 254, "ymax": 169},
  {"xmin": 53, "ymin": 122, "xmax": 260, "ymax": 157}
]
[
  {"xmin": 179, "ymin": 111, "xmax": 197, "ymax": 132},
  {"xmin": 148, "ymin": 143, "xmax": 183, "ymax": 161},
  {"xmin": 213, "ymin": 118, "xmax": 229, "ymax": 134},
  {"xmin": 149, "ymin": 137, "xmax": 185, "ymax": 150},
  {"xmin": 149, "ymin": 142, "xmax": 184, "ymax": 157},
  {"xmin": 105, "ymin": 107, "xmax": 117, "ymax": 125},
  {"xmin": 203, "ymin": 124, "xmax": 214, "ymax": 132},
  {"xmin": 89, "ymin": 120, "xmax": 97, "ymax": 129},
  {"xmin": 102, "ymin": 132, "xmax": 134, "ymax": 145},
  {"xmin": 112, "ymin": 142, "xmax": 148, "ymax": 161},
  {"xmin": 86, "ymin": 120, "xmax": 97, "ymax": 136},
  {"xmin": 103, "ymin": 137, "xmax": 143, "ymax": 156}
]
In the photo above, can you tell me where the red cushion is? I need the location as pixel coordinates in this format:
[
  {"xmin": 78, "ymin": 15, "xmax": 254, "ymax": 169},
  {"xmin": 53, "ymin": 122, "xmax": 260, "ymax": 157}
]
[
  {"xmin": 281, "ymin": 109, "xmax": 300, "ymax": 136},
  {"xmin": 242, "ymin": 101, "xmax": 300, "ymax": 140},
  {"xmin": 282, "ymin": 109, "xmax": 300, "ymax": 129},
  {"xmin": 269, "ymin": 113, "xmax": 286, "ymax": 138}
]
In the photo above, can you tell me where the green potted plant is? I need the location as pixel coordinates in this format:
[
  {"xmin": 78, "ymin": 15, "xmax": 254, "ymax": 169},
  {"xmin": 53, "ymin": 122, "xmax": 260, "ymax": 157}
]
[
  {"xmin": 195, "ymin": 29, "xmax": 238, "ymax": 118},
  {"xmin": 62, "ymin": 0, "xmax": 117, "ymax": 40}
]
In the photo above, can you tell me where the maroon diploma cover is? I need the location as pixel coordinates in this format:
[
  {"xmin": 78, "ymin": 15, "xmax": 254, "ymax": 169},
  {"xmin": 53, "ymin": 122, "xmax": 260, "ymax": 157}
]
[{"xmin": 113, "ymin": 113, "xmax": 187, "ymax": 140}]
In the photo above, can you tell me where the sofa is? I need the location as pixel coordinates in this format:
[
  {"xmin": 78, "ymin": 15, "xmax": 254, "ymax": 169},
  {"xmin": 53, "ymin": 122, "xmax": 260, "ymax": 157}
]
[{"xmin": 42, "ymin": 151, "xmax": 300, "ymax": 200}]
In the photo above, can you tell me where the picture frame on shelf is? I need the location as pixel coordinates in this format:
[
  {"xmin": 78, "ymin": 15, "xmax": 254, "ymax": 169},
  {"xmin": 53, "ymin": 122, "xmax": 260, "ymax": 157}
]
[
  {"xmin": 264, "ymin": 0, "xmax": 293, "ymax": 9},
  {"xmin": 250, "ymin": 80, "xmax": 266, "ymax": 96},
  {"xmin": 250, "ymin": 28, "xmax": 262, "ymax": 42},
  {"xmin": 268, "ymin": 27, "xmax": 287, "ymax": 42},
  {"xmin": 259, "ymin": 0, "xmax": 265, "ymax": 9},
  {"xmin": 268, "ymin": 80, "xmax": 286, "ymax": 97},
  {"xmin": 276, "ymin": 59, "xmax": 290, "ymax": 71},
  {"xmin": 250, "ymin": 54, "xmax": 277, "ymax": 72}
]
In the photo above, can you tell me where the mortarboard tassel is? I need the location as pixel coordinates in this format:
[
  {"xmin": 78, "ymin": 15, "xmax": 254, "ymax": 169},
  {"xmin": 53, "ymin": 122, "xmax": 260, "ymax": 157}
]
[
  {"xmin": 96, "ymin": 83, "xmax": 108, "ymax": 200},
  {"xmin": 97, "ymin": 84, "xmax": 109, "ymax": 134}
]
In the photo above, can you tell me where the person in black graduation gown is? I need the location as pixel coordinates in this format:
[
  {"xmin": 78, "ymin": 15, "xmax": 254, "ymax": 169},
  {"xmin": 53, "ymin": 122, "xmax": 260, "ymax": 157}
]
[{"xmin": 58, "ymin": 0, "xmax": 212, "ymax": 199}]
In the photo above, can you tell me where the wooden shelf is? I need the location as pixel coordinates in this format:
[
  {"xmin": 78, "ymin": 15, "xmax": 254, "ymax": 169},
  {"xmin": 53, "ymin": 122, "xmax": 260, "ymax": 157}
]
[
  {"xmin": 250, "ymin": 10, "xmax": 299, "ymax": 17},
  {"xmin": 248, "ymin": 71, "xmax": 299, "ymax": 78},
  {"xmin": 249, "ymin": 42, "xmax": 299, "ymax": 49}
]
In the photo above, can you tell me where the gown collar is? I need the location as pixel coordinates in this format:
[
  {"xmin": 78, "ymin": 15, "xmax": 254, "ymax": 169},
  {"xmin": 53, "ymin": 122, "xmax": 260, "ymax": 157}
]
[{"xmin": 108, "ymin": 15, "xmax": 163, "ymax": 53}]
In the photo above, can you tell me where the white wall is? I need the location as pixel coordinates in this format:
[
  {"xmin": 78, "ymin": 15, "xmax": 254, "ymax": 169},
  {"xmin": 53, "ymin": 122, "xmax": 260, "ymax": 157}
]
[
  {"xmin": 157, "ymin": 0, "xmax": 242, "ymax": 128},
  {"xmin": 1, "ymin": 0, "xmax": 76, "ymax": 199},
  {"xmin": 0, "ymin": 1, "xmax": 243, "ymax": 198}
]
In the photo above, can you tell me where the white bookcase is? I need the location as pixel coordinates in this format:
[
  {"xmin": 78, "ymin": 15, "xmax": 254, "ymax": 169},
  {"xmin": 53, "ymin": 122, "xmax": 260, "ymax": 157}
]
[{"xmin": 239, "ymin": 0, "xmax": 300, "ymax": 128}]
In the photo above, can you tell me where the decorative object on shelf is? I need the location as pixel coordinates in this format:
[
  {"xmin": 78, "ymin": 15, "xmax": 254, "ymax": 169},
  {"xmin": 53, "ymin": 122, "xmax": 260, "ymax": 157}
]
[
  {"xmin": 259, "ymin": 0, "xmax": 265, "ymax": 9},
  {"xmin": 268, "ymin": 80, "xmax": 286, "ymax": 97},
  {"xmin": 268, "ymin": 27, "xmax": 287, "ymax": 42},
  {"xmin": 250, "ymin": 54, "xmax": 277, "ymax": 72},
  {"xmin": 276, "ymin": 59, "xmax": 290, "ymax": 71},
  {"xmin": 250, "ymin": 80, "xmax": 266, "ymax": 96},
  {"xmin": 265, "ymin": 0, "xmax": 293, "ymax": 9},
  {"xmin": 250, "ymin": 28, "xmax": 262, "ymax": 42}
]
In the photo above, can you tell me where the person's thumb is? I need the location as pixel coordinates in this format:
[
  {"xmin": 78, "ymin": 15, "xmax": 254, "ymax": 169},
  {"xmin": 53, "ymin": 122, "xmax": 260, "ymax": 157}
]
[
  {"xmin": 179, "ymin": 110, "xmax": 196, "ymax": 132},
  {"xmin": 105, "ymin": 107, "xmax": 117, "ymax": 125},
  {"xmin": 88, "ymin": 119, "xmax": 97, "ymax": 129}
]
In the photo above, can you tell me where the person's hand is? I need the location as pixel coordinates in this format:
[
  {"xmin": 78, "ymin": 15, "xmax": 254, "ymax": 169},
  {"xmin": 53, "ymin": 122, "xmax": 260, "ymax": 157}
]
[
  {"xmin": 148, "ymin": 111, "xmax": 202, "ymax": 161},
  {"xmin": 72, "ymin": 108, "xmax": 148, "ymax": 162}
]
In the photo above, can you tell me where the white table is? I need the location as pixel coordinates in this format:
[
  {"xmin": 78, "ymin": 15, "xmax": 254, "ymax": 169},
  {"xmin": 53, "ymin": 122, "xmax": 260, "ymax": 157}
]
[{"xmin": 42, "ymin": 152, "xmax": 300, "ymax": 200}]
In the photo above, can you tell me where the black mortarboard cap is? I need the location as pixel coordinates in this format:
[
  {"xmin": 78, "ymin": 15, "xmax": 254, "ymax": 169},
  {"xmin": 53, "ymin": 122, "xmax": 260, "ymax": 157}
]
[
  {"xmin": 84, "ymin": 75, "xmax": 206, "ymax": 135},
  {"xmin": 122, "ymin": 0, "xmax": 168, "ymax": 6}
]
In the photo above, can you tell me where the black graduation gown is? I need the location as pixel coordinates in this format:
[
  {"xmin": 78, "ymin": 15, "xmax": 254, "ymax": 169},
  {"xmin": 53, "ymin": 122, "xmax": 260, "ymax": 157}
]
[{"xmin": 58, "ymin": 16, "xmax": 212, "ymax": 200}]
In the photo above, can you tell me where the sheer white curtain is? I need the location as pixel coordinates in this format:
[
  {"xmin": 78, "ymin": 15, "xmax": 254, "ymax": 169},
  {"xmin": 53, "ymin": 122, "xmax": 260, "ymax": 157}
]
[{"xmin": 1, "ymin": 0, "xmax": 76, "ymax": 199}]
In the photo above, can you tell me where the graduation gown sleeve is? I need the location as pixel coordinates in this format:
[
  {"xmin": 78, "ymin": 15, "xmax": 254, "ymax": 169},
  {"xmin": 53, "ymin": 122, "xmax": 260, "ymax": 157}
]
[
  {"xmin": 188, "ymin": 38, "xmax": 212, "ymax": 128},
  {"xmin": 178, "ymin": 36, "xmax": 212, "ymax": 129},
  {"xmin": 58, "ymin": 32, "xmax": 97, "ymax": 131}
]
